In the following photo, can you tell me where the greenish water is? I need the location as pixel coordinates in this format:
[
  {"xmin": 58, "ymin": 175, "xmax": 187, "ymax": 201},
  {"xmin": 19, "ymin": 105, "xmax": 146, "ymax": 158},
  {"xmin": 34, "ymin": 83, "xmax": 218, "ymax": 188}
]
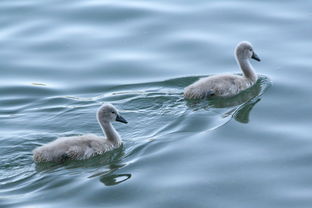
[{"xmin": 1, "ymin": 0, "xmax": 312, "ymax": 207}]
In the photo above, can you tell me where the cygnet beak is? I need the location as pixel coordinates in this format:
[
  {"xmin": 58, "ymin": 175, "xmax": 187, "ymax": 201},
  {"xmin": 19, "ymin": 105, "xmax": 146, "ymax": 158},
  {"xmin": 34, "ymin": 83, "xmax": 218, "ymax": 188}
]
[
  {"xmin": 251, "ymin": 52, "xmax": 261, "ymax": 62},
  {"xmin": 116, "ymin": 114, "xmax": 128, "ymax": 124}
]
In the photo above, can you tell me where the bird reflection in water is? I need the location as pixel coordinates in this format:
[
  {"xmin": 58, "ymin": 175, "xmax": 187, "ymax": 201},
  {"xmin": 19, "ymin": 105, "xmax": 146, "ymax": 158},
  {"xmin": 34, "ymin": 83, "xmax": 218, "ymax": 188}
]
[
  {"xmin": 185, "ymin": 76, "xmax": 270, "ymax": 124},
  {"xmin": 100, "ymin": 173, "xmax": 131, "ymax": 186},
  {"xmin": 86, "ymin": 149, "xmax": 132, "ymax": 186}
]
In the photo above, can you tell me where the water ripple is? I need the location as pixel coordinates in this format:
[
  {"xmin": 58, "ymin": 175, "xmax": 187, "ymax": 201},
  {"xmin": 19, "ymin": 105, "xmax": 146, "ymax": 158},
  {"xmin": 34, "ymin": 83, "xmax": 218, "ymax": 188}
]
[{"xmin": 1, "ymin": 0, "xmax": 311, "ymax": 207}]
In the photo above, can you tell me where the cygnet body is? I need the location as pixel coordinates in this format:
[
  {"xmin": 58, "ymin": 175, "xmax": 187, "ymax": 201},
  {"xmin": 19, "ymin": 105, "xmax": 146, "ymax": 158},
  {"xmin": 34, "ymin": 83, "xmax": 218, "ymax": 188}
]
[
  {"xmin": 184, "ymin": 41, "xmax": 261, "ymax": 99},
  {"xmin": 33, "ymin": 104, "xmax": 128, "ymax": 163}
]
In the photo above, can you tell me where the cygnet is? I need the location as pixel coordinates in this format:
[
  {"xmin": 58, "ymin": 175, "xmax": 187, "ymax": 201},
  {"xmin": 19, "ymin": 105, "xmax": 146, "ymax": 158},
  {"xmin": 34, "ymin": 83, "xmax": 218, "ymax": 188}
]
[
  {"xmin": 33, "ymin": 104, "xmax": 127, "ymax": 163},
  {"xmin": 184, "ymin": 41, "xmax": 261, "ymax": 99}
]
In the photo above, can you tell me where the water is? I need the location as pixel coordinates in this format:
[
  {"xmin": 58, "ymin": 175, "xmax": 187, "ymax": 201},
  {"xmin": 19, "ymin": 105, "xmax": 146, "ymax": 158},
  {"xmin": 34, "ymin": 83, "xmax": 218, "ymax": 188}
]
[{"xmin": 1, "ymin": 0, "xmax": 312, "ymax": 207}]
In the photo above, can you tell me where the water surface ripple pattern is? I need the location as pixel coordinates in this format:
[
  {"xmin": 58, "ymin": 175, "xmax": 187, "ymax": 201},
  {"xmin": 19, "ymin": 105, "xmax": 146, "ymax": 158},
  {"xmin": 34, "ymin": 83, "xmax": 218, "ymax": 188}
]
[{"xmin": 0, "ymin": 0, "xmax": 312, "ymax": 208}]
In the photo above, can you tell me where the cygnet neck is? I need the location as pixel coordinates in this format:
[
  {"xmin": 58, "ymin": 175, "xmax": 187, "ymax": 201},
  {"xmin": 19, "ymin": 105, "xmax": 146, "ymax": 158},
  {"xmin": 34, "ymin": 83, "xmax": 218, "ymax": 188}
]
[
  {"xmin": 237, "ymin": 57, "xmax": 257, "ymax": 83},
  {"xmin": 98, "ymin": 118, "xmax": 121, "ymax": 146}
]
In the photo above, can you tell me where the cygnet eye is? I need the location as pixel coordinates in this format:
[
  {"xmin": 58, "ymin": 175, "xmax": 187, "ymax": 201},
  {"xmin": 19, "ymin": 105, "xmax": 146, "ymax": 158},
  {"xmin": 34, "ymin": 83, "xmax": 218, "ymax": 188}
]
[{"xmin": 111, "ymin": 111, "xmax": 116, "ymax": 114}]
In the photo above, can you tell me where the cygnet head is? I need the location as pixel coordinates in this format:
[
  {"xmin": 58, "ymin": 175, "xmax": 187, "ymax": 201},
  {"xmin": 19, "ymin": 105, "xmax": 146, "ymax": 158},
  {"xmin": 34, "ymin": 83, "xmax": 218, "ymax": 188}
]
[
  {"xmin": 235, "ymin": 41, "xmax": 261, "ymax": 62},
  {"xmin": 97, "ymin": 104, "xmax": 128, "ymax": 124}
]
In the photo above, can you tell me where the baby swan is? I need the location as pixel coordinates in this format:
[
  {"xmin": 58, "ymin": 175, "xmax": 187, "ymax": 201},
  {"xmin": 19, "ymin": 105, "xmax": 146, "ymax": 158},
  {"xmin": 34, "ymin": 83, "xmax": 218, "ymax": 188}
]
[
  {"xmin": 33, "ymin": 104, "xmax": 128, "ymax": 163},
  {"xmin": 184, "ymin": 41, "xmax": 261, "ymax": 99}
]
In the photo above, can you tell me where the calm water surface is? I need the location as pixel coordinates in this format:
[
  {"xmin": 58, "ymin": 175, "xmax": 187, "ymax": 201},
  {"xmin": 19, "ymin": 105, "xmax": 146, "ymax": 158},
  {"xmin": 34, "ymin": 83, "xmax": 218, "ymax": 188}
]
[{"xmin": 1, "ymin": 0, "xmax": 312, "ymax": 207}]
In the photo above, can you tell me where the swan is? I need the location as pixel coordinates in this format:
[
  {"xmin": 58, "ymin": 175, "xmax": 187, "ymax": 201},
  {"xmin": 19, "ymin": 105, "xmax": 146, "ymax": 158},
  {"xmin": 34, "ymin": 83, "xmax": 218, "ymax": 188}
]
[
  {"xmin": 184, "ymin": 41, "xmax": 261, "ymax": 99},
  {"xmin": 33, "ymin": 104, "xmax": 128, "ymax": 163}
]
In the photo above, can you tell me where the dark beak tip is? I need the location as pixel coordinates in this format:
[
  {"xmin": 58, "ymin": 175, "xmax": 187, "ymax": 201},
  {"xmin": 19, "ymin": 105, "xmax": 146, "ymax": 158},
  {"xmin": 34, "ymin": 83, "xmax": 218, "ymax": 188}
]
[
  {"xmin": 251, "ymin": 52, "xmax": 261, "ymax": 62},
  {"xmin": 116, "ymin": 114, "xmax": 128, "ymax": 124}
]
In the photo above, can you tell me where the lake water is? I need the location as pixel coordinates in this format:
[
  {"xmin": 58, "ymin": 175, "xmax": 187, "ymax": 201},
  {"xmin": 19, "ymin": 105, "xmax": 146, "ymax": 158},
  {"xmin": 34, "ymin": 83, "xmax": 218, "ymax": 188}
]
[{"xmin": 1, "ymin": 0, "xmax": 312, "ymax": 207}]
